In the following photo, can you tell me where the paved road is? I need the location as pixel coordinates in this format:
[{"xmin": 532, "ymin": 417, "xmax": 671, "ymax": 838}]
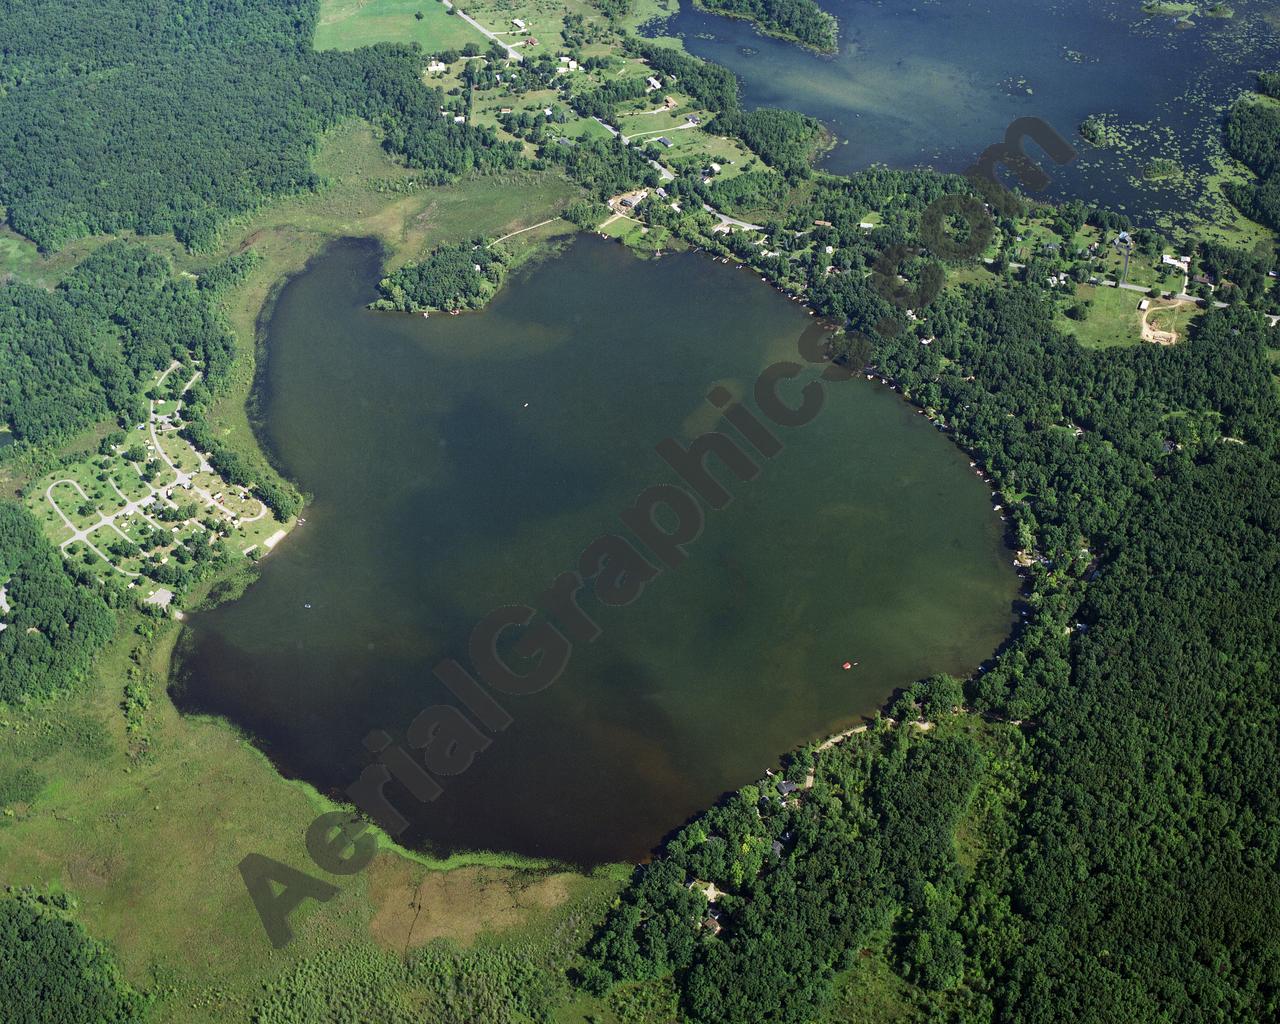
[
  {"xmin": 983, "ymin": 258, "xmax": 1232, "ymax": 308},
  {"xmin": 592, "ymin": 116, "xmax": 674, "ymax": 182},
  {"xmin": 649, "ymin": 159, "xmax": 675, "ymax": 182},
  {"xmin": 443, "ymin": 2, "xmax": 523, "ymax": 60},
  {"xmin": 702, "ymin": 204, "xmax": 763, "ymax": 231},
  {"xmin": 149, "ymin": 371, "xmax": 269, "ymax": 529},
  {"xmin": 46, "ymin": 478, "xmax": 142, "ymax": 577},
  {"xmin": 627, "ymin": 123, "xmax": 697, "ymax": 143}
]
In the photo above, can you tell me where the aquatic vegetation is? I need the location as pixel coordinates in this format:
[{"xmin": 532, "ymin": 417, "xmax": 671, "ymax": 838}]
[
  {"xmin": 1080, "ymin": 114, "xmax": 1124, "ymax": 147},
  {"xmin": 1143, "ymin": 156, "xmax": 1182, "ymax": 180}
]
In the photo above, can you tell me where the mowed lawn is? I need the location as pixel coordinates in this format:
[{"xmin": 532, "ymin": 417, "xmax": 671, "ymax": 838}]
[{"xmin": 314, "ymin": 0, "xmax": 487, "ymax": 51}]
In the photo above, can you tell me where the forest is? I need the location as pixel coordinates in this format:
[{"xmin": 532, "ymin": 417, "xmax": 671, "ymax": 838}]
[
  {"xmin": 626, "ymin": 41, "xmax": 742, "ymax": 115},
  {"xmin": 0, "ymin": 888, "xmax": 144, "ymax": 1023},
  {"xmin": 372, "ymin": 239, "xmax": 509, "ymax": 313},
  {"xmin": 0, "ymin": 502, "xmax": 117, "ymax": 704},
  {"xmin": 693, "ymin": 0, "xmax": 839, "ymax": 52},
  {"xmin": 1224, "ymin": 82, "xmax": 1280, "ymax": 230},
  {"xmin": 0, "ymin": 242, "xmax": 235, "ymax": 445},
  {"xmin": 710, "ymin": 108, "xmax": 826, "ymax": 177},
  {"xmin": 0, "ymin": 0, "xmax": 518, "ymax": 251},
  {"xmin": 549, "ymin": 137, "xmax": 662, "ymax": 198}
]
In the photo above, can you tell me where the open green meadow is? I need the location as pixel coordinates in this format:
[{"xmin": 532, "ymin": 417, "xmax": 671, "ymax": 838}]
[
  {"xmin": 1056, "ymin": 283, "xmax": 1148, "ymax": 348},
  {"xmin": 314, "ymin": 0, "xmax": 488, "ymax": 51},
  {"xmin": 1055, "ymin": 282, "xmax": 1205, "ymax": 349}
]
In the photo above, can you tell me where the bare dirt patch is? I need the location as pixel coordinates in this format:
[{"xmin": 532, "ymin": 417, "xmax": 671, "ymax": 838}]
[{"xmin": 1141, "ymin": 299, "xmax": 1193, "ymax": 345}]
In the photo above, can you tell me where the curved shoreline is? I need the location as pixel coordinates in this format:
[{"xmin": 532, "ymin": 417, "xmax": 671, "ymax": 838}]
[
  {"xmin": 172, "ymin": 228, "xmax": 1022, "ymax": 871},
  {"xmin": 689, "ymin": 0, "xmax": 840, "ymax": 55}
]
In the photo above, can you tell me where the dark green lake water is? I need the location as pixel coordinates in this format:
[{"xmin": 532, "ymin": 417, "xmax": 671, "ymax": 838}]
[
  {"xmin": 666, "ymin": 0, "xmax": 1280, "ymax": 227},
  {"xmin": 172, "ymin": 236, "xmax": 1017, "ymax": 864}
]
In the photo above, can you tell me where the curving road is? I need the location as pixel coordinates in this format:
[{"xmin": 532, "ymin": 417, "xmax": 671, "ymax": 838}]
[
  {"xmin": 45, "ymin": 361, "xmax": 269, "ymax": 579},
  {"xmin": 442, "ymin": 2, "xmax": 523, "ymax": 61}
]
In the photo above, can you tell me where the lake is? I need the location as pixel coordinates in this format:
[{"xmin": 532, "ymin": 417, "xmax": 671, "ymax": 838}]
[
  {"xmin": 171, "ymin": 236, "xmax": 1017, "ymax": 864},
  {"xmin": 664, "ymin": 0, "xmax": 1280, "ymax": 228}
]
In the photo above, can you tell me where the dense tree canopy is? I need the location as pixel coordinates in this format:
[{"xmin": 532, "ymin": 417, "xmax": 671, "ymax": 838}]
[
  {"xmin": 589, "ymin": 267, "xmax": 1280, "ymax": 1021},
  {"xmin": 1224, "ymin": 91, "xmax": 1280, "ymax": 231},
  {"xmin": 0, "ymin": 889, "xmax": 145, "ymax": 1023},
  {"xmin": 0, "ymin": 0, "xmax": 519, "ymax": 250},
  {"xmin": 710, "ymin": 108, "xmax": 825, "ymax": 176},
  {"xmin": 0, "ymin": 503, "xmax": 116, "ymax": 704},
  {"xmin": 0, "ymin": 241, "xmax": 235, "ymax": 444},
  {"xmin": 372, "ymin": 240, "xmax": 509, "ymax": 313},
  {"xmin": 694, "ymin": 0, "xmax": 838, "ymax": 52},
  {"xmin": 550, "ymin": 136, "xmax": 660, "ymax": 198},
  {"xmin": 625, "ymin": 41, "xmax": 742, "ymax": 114}
]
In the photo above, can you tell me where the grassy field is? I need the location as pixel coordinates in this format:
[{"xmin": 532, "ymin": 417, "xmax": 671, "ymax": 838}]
[
  {"xmin": 3, "ymin": 117, "xmax": 583, "ymax": 615},
  {"xmin": 462, "ymin": 0, "xmax": 602, "ymax": 56},
  {"xmin": 314, "ymin": 0, "xmax": 488, "ymax": 51},
  {"xmin": 1055, "ymin": 283, "xmax": 1204, "ymax": 349},
  {"xmin": 0, "ymin": 228, "xmax": 41, "ymax": 283}
]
